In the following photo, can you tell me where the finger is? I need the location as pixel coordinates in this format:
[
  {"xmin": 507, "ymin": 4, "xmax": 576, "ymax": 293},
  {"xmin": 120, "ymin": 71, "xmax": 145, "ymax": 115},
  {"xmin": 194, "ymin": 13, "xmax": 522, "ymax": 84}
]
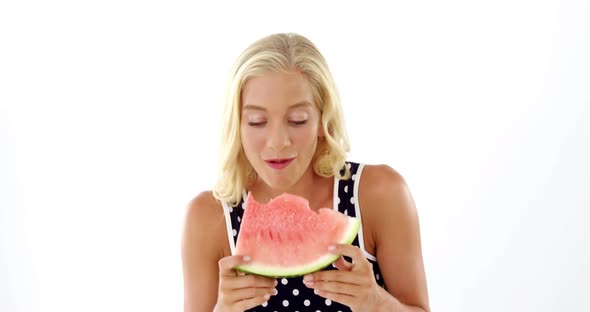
[
  {"xmin": 304, "ymin": 269, "xmax": 362, "ymax": 286},
  {"xmin": 235, "ymin": 292, "xmax": 274, "ymax": 311},
  {"xmin": 228, "ymin": 274, "xmax": 277, "ymax": 290},
  {"xmin": 218, "ymin": 255, "xmax": 250, "ymax": 277},
  {"xmin": 228, "ymin": 285, "xmax": 277, "ymax": 303},
  {"xmin": 333, "ymin": 255, "xmax": 353, "ymax": 272},
  {"xmin": 311, "ymin": 279, "xmax": 360, "ymax": 297},
  {"xmin": 313, "ymin": 289, "xmax": 356, "ymax": 308},
  {"xmin": 328, "ymin": 244, "xmax": 370, "ymax": 271}
]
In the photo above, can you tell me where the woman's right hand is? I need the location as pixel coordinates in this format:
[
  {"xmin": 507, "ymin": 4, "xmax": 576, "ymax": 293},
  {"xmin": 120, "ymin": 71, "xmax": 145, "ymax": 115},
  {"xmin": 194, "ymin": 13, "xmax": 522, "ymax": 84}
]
[{"xmin": 214, "ymin": 255, "xmax": 278, "ymax": 312}]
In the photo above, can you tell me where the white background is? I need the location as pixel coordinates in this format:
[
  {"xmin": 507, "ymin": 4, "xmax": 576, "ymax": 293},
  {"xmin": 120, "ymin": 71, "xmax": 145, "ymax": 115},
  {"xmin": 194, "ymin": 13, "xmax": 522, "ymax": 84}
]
[{"xmin": 1, "ymin": 0, "xmax": 589, "ymax": 311}]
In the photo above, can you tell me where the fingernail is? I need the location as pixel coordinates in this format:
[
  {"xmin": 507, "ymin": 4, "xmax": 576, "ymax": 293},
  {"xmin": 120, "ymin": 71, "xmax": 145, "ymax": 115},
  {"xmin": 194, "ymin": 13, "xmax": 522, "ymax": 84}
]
[
  {"xmin": 303, "ymin": 275, "xmax": 313, "ymax": 282},
  {"xmin": 274, "ymin": 279, "xmax": 278, "ymax": 286},
  {"xmin": 264, "ymin": 294, "xmax": 270, "ymax": 300},
  {"xmin": 328, "ymin": 245, "xmax": 335, "ymax": 251},
  {"xmin": 243, "ymin": 256, "xmax": 251, "ymax": 261},
  {"xmin": 272, "ymin": 288, "xmax": 278, "ymax": 295},
  {"xmin": 314, "ymin": 289, "xmax": 319, "ymax": 294}
]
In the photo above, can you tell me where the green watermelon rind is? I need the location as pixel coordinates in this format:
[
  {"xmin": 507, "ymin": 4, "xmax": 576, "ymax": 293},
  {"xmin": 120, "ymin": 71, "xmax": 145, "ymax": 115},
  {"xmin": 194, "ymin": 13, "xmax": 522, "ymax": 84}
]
[{"xmin": 235, "ymin": 217, "xmax": 361, "ymax": 278}]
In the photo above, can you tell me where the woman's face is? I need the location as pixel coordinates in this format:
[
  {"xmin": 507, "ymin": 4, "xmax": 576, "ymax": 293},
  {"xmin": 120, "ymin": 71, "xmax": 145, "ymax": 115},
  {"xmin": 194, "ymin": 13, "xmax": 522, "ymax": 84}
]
[{"xmin": 240, "ymin": 70, "xmax": 323, "ymax": 191}]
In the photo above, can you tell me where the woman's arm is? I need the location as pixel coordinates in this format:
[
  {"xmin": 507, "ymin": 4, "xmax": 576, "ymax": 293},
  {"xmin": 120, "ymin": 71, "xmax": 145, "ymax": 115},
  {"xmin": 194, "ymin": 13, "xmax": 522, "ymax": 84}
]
[
  {"xmin": 360, "ymin": 165, "xmax": 430, "ymax": 312},
  {"xmin": 181, "ymin": 191, "xmax": 226, "ymax": 312}
]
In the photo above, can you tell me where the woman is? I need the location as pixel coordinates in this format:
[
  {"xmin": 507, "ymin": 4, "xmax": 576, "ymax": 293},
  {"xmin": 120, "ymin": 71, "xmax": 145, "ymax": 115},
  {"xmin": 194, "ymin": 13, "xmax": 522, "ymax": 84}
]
[{"xmin": 182, "ymin": 33, "xmax": 430, "ymax": 312}]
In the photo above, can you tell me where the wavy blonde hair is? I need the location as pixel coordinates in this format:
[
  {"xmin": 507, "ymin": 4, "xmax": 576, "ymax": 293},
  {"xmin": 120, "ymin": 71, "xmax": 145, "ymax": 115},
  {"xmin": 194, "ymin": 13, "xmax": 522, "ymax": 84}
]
[{"xmin": 213, "ymin": 33, "xmax": 351, "ymax": 206}]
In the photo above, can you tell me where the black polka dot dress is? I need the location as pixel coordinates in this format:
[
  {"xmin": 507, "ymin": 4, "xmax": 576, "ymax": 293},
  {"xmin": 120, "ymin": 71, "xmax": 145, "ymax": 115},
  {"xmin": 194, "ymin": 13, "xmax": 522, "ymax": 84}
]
[{"xmin": 221, "ymin": 162, "xmax": 386, "ymax": 311}]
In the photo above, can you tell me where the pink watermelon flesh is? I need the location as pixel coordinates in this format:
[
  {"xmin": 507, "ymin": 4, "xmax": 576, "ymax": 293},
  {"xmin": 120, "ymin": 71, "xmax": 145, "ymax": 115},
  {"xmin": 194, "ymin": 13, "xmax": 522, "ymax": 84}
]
[{"xmin": 234, "ymin": 192, "xmax": 360, "ymax": 277}]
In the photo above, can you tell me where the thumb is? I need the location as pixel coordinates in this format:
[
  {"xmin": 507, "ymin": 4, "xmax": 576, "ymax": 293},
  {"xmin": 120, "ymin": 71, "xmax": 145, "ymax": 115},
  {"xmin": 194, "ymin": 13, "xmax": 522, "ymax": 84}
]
[{"xmin": 218, "ymin": 255, "xmax": 251, "ymax": 277}]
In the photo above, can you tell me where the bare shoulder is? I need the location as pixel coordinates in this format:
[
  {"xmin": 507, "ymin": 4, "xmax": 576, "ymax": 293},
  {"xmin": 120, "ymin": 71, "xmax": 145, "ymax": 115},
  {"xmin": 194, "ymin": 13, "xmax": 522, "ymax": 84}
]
[
  {"xmin": 359, "ymin": 164, "xmax": 409, "ymax": 197},
  {"xmin": 184, "ymin": 191, "xmax": 225, "ymax": 230},
  {"xmin": 358, "ymin": 164, "xmax": 415, "ymax": 219},
  {"xmin": 181, "ymin": 191, "xmax": 228, "ymax": 311}
]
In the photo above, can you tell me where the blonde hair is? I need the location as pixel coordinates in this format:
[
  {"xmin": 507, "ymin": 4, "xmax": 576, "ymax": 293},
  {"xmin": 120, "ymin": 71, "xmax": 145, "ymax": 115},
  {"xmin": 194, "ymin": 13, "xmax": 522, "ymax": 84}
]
[{"xmin": 213, "ymin": 33, "xmax": 351, "ymax": 206}]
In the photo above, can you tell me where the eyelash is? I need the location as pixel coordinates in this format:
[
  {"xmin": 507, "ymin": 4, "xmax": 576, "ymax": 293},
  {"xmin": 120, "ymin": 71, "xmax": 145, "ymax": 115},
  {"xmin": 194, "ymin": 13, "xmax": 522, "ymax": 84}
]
[
  {"xmin": 247, "ymin": 120, "xmax": 308, "ymax": 127},
  {"xmin": 291, "ymin": 120, "xmax": 308, "ymax": 126},
  {"xmin": 248, "ymin": 122, "xmax": 266, "ymax": 127}
]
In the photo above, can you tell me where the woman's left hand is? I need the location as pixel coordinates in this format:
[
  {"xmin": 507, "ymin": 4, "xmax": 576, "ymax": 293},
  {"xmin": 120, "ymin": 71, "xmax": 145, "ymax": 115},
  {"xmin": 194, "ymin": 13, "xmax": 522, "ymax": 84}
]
[{"xmin": 303, "ymin": 244, "xmax": 382, "ymax": 312}]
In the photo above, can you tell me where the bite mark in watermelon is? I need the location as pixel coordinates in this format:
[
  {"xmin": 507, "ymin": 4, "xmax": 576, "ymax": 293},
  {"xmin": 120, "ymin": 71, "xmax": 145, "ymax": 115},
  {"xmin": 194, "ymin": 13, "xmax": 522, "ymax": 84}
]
[{"xmin": 234, "ymin": 192, "xmax": 360, "ymax": 277}]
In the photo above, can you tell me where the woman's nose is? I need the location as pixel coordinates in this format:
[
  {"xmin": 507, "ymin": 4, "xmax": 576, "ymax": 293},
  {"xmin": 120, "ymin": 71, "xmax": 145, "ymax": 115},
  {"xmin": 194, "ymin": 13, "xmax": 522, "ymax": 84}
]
[{"xmin": 267, "ymin": 123, "xmax": 291, "ymax": 152}]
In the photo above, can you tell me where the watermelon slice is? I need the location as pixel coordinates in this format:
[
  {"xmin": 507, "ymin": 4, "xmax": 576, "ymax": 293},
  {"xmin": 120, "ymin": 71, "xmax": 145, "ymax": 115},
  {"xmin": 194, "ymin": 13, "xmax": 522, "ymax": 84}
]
[{"xmin": 234, "ymin": 192, "xmax": 360, "ymax": 277}]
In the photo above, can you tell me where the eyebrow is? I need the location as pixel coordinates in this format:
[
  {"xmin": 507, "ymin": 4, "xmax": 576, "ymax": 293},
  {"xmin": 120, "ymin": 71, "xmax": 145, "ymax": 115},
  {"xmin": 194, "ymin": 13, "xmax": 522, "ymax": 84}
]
[{"xmin": 242, "ymin": 101, "xmax": 313, "ymax": 111}]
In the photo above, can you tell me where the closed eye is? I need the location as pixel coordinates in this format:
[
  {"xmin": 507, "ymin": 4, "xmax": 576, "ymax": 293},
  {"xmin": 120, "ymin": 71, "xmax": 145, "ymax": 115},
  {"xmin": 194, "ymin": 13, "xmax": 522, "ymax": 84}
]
[
  {"xmin": 248, "ymin": 121, "xmax": 266, "ymax": 127},
  {"xmin": 290, "ymin": 120, "xmax": 308, "ymax": 126}
]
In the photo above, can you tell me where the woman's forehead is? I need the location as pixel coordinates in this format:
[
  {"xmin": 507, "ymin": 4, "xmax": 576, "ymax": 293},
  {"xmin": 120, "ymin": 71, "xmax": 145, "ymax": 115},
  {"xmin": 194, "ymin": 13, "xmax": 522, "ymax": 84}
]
[
  {"xmin": 242, "ymin": 71, "xmax": 314, "ymax": 107},
  {"xmin": 243, "ymin": 101, "xmax": 314, "ymax": 113}
]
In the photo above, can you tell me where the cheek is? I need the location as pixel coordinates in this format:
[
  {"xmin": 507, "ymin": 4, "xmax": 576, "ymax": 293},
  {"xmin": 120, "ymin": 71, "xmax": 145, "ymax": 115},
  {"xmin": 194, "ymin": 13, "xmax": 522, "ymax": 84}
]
[
  {"xmin": 290, "ymin": 127, "xmax": 319, "ymax": 148},
  {"xmin": 240, "ymin": 126, "xmax": 264, "ymax": 153}
]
